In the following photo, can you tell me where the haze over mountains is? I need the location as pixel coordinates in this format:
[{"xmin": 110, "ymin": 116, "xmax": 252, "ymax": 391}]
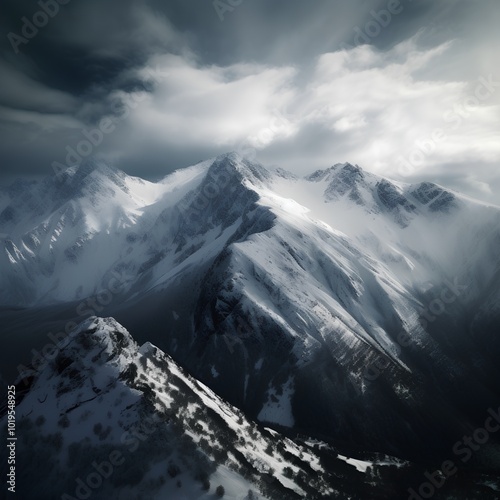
[{"xmin": 1, "ymin": 153, "xmax": 500, "ymax": 498}]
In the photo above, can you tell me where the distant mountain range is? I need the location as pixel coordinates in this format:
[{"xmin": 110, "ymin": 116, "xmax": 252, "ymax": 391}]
[{"xmin": 1, "ymin": 153, "xmax": 500, "ymax": 498}]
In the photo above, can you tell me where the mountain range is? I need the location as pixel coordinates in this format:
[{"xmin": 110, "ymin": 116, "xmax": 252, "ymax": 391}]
[{"xmin": 1, "ymin": 153, "xmax": 500, "ymax": 498}]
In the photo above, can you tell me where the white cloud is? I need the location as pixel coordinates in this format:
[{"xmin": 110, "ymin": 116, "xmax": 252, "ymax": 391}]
[
  {"xmin": 261, "ymin": 35, "xmax": 499, "ymax": 202},
  {"xmin": 111, "ymin": 54, "xmax": 297, "ymax": 153},
  {"xmin": 78, "ymin": 31, "xmax": 500, "ymax": 202}
]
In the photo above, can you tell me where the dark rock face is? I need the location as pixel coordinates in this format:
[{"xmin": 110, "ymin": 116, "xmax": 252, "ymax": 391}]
[{"xmin": 409, "ymin": 182, "xmax": 457, "ymax": 212}]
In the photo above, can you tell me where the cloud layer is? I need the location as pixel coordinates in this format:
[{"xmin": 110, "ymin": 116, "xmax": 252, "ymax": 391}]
[{"xmin": 0, "ymin": 0, "xmax": 499, "ymax": 203}]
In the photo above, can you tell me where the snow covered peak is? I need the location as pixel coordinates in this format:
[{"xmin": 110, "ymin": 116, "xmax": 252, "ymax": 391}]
[
  {"xmin": 0, "ymin": 152, "xmax": 495, "ymax": 309},
  {"xmin": 56, "ymin": 157, "xmax": 130, "ymax": 196},
  {"xmin": 16, "ymin": 316, "xmax": 137, "ymax": 386},
  {"xmin": 305, "ymin": 162, "xmax": 362, "ymax": 182},
  {"xmin": 73, "ymin": 157, "xmax": 119, "ymax": 178},
  {"xmin": 69, "ymin": 316, "xmax": 137, "ymax": 357},
  {"xmin": 323, "ymin": 163, "xmax": 367, "ymax": 203},
  {"xmin": 206, "ymin": 152, "xmax": 271, "ymax": 186},
  {"xmin": 9, "ymin": 315, "xmax": 412, "ymax": 499},
  {"xmin": 294, "ymin": 160, "xmax": 460, "ymax": 224}
]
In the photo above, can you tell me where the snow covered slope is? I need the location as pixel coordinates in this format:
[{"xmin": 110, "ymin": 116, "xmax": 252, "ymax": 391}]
[
  {"xmin": 1, "ymin": 316, "xmax": 446, "ymax": 500},
  {"xmin": 2, "ymin": 153, "xmax": 500, "ymax": 465},
  {"xmin": 1, "ymin": 154, "xmax": 498, "ymax": 311},
  {"xmin": 0, "ymin": 158, "xmax": 207, "ymax": 305}
]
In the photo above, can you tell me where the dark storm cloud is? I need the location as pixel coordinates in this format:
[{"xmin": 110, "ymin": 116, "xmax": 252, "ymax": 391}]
[
  {"xmin": 1, "ymin": 0, "xmax": 180, "ymax": 94},
  {"xmin": 0, "ymin": 0, "xmax": 186, "ymax": 177},
  {"xmin": 0, "ymin": 0, "xmax": 499, "ymax": 204}
]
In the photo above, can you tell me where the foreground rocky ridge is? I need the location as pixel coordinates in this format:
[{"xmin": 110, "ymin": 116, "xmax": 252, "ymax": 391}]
[{"xmin": 0, "ymin": 316, "xmax": 447, "ymax": 500}]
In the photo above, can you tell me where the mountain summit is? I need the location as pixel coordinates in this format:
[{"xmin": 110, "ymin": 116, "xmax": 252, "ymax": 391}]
[{"xmin": 2, "ymin": 153, "xmax": 500, "ymax": 469}]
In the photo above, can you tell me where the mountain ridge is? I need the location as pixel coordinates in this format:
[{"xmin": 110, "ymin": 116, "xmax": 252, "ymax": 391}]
[
  {"xmin": 1, "ymin": 152, "xmax": 500, "ymax": 469},
  {"xmin": 4, "ymin": 315, "xmax": 431, "ymax": 500}
]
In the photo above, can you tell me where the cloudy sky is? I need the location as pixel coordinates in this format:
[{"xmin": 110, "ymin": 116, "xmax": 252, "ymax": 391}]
[{"xmin": 1, "ymin": 0, "xmax": 499, "ymax": 203}]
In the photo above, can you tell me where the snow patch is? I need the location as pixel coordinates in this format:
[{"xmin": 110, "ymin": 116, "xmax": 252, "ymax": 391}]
[
  {"xmin": 254, "ymin": 358, "xmax": 263, "ymax": 371},
  {"xmin": 337, "ymin": 454, "xmax": 372, "ymax": 473},
  {"xmin": 257, "ymin": 376, "xmax": 295, "ymax": 428}
]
